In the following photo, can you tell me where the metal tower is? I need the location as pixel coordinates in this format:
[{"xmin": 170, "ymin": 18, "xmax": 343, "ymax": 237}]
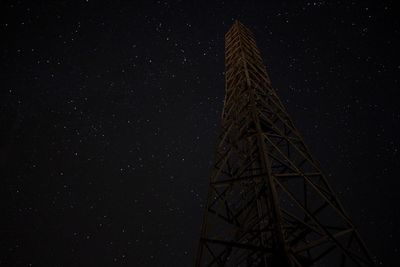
[{"xmin": 195, "ymin": 21, "xmax": 375, "ymax": 267}]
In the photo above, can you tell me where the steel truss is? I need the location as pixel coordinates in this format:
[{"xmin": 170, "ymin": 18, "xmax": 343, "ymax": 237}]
[{"xmin": 195, "ymin": 21, "xmax": 375, "ymax": 267}]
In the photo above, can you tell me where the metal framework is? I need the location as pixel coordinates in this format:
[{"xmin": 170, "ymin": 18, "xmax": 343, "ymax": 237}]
[{"xmin": 195, "ymin": 21, "xmax": 375, "ymax": 267}]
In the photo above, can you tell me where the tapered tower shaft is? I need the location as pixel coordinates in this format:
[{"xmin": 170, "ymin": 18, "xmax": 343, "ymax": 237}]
[{"xmin": 195, "ymin": 21, "xmax": 374, "ymax": 267}]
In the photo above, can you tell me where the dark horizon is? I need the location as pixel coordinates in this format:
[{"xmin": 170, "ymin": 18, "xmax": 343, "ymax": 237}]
[{"xmin": 1, "ymin": 1, "xmax": 399, "ymax": 266}]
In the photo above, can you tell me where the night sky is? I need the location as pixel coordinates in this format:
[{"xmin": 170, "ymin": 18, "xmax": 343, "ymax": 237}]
[{"xmin": 1, "ymin": 1, "xmax": 399, "ymax": 266}]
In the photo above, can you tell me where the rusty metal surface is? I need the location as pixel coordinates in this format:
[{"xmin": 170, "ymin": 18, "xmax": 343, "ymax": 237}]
[{"xmin": 195, "ymin": 21, "xmax": 375, "ymax": 267}]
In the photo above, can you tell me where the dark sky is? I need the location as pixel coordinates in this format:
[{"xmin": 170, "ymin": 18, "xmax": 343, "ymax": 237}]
[{"xmin": 1, "ymin": 0, "xmax": 399, "ymax": 266}]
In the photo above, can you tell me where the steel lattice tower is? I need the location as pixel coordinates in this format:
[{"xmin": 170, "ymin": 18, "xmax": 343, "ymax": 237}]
[{"xmin": 195, "ymin": 21, "xmax": 375, "ymax": 267}]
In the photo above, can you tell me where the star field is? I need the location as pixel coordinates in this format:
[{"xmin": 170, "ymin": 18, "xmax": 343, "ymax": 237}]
[{"xmin": 1, "ymin": 1, "xmax": 399, "ymax": 266}]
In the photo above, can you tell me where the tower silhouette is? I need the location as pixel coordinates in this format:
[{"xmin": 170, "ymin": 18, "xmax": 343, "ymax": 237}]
[{"xmin": 195, "ymin": 21, "xmax": 375, "ymax": 267}]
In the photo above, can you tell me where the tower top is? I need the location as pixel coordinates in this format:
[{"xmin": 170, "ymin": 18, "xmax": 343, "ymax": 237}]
[{"xmin": 225, "ymin": 20, "xmax": 255, "ymax": 40}]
